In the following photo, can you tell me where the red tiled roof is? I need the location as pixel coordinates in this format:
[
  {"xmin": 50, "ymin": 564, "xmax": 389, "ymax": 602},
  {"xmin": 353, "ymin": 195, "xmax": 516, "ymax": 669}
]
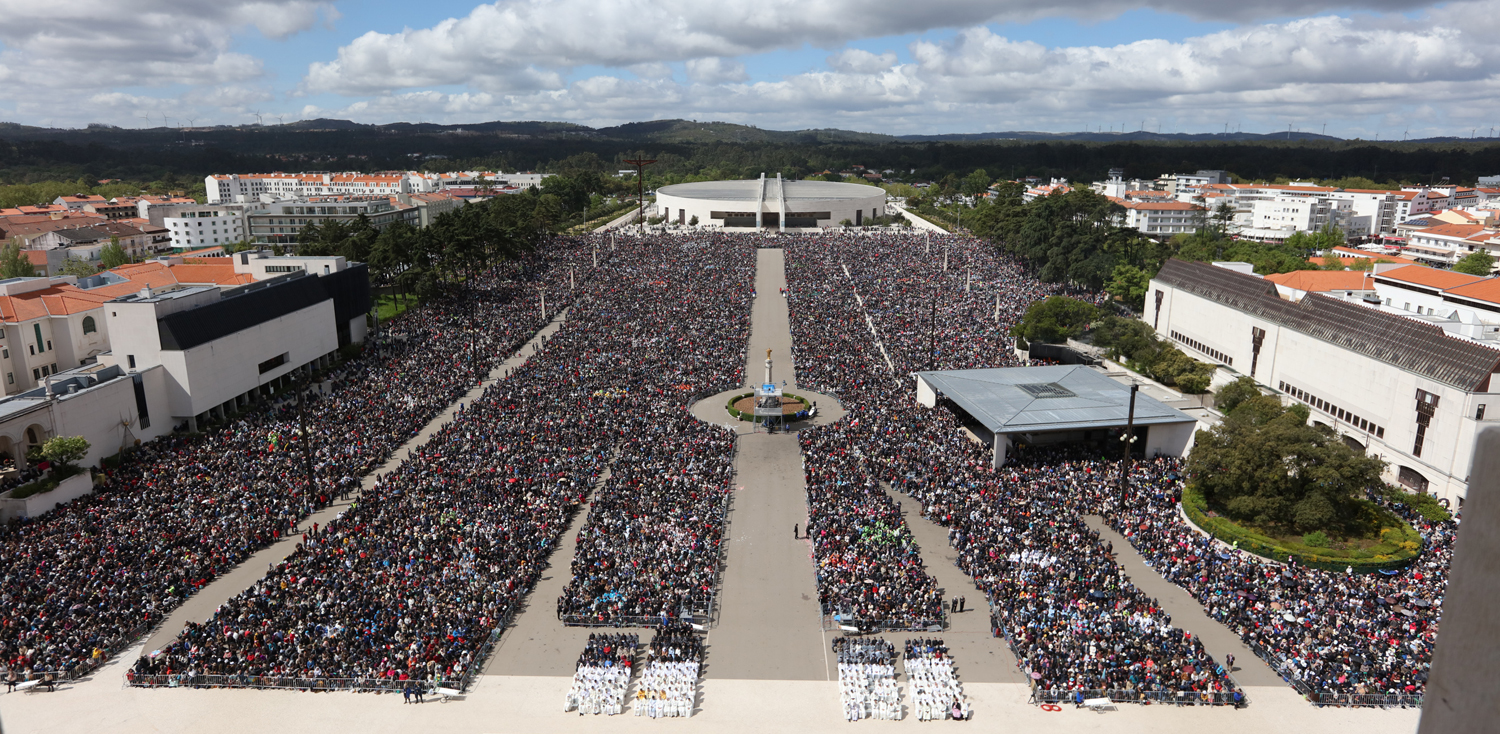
[
  {"xmin": 1265, "ymin": 270, "xmax": 1376, "ymax": 293},
  {"xmin": 1444, "ymin": 278, "xmax": 1500, "ymax": 305},
  {"xmin": 1376, "ymin": 265, "xmax": 1486, "ymax": 290}
]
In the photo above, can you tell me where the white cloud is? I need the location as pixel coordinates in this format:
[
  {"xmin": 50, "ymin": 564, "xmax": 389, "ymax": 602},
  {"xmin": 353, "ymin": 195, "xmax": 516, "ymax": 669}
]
[
  {"xmin": 294, "ymin": 2, "xmax": 1500, "ymax": 139},
  {"xmin": 827, "ymin": 49, "xmax": 899, "ymax": 74},
  {"xmin": 0, "ymin": 1, "xmax": 335, "ymax": 86},
  {"xmin": 299, "ymin": 0, "xmax": 1420, "ymax": 95},
  {"xmin": 686, "ymin": 58, "xmax": 748, "ymax": 84}
]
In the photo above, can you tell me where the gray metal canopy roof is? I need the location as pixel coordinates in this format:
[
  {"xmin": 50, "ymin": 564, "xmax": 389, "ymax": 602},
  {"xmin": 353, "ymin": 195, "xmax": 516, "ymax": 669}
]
[{"xmin": 917, "ymin": 365, "xmax": 1196, "ymax": 434}]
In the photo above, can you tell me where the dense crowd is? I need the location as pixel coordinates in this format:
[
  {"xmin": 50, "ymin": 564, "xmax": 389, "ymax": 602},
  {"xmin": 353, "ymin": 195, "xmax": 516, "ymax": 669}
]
[
  {"xmin": 835, "ymin": 637, "xmax": 900, "ymax": 721},
  {"xmin": 785, "ymin": 232, "xmax": 1235, "ymax": 699},
  {"xmin": 635, "ymin": 623, "xmax": 702, "ymax": 718},
  {"xmin": 1097, "ymin": 458, "xmax": 1450, "ymax": 697},
  {"xmin": 565, "ymin": 633, "xmax": 637, "ymax": 715},
  {"xmin": 3, "ymin": 243, "xmax": 583, "ymax": 684},
  {"xmin": 131, "ymin": 232, "xmax": 752, "ymax": 685},
  {"xmin": 783, "ymin": 229, "xmax": 1450, "ymax": 701},
  {"xmin": 906, "ymin": 638, "xmax": 968, "ymax": 720}
]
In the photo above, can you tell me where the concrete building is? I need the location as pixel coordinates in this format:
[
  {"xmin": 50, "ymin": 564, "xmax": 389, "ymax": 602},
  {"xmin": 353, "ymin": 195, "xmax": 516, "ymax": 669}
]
[
  {"xmin": 655, "ymin": 177, "xmax": 886, "ymax": 230},
  {"xmin": 246, "ymin": 195, "xmax": 418, "ymax": 247},
  {"xmin": 159, "ymin": 204, "xmax": 250, "ymax": 250},
  {"xmin": 0, "ymin": 362, "xmax": 170, "ymax": 475},
  {"xmin": 0, "ymin": 275, "xmax": 136, "ymax": 395},
  {"xmin": 914, "ymin": 365, "xmax": 1198, "ymax": 467},
  {"xmin": 99, "ymin": 264, "xmax": 370, "ymax": 431},
  {"xmin": 398, "ymin": 191, "xmax": 466, "ymax": 228},
  {"xmin": 206, "ymin": 173, "xmax": 423, "ymax": 204},
  {"xmin": 1107, "ymin": 197, "xmax": 1203, "ymax": 237},
  {"xmin": 1149, "ymin": 258, "xmax": 1500, "ymax": 503}
]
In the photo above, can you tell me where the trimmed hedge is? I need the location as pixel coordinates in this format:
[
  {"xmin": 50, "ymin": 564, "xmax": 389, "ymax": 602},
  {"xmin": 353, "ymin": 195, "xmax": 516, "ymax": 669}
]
[
  {"xmin": 725, "ymin": 392, "xmax": 810, "ymax": 422},
  {"xmin": 1181, "ymin": 485, "xmax": 1422, "ymax": 573},
  {"xmin": 6, "ymin": 464, "xmax": 84, "ymax": 500}
]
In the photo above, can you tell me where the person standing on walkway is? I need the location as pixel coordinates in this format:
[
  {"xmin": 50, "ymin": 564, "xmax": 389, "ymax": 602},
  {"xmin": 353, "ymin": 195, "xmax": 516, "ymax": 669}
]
[
  {"xmin": 794, "ymin": 524, "xmax": 799, "ymax": 539},
  {"xmin": 1225, "ymin": 653, "xmax": 1235, "ymax": 671}
]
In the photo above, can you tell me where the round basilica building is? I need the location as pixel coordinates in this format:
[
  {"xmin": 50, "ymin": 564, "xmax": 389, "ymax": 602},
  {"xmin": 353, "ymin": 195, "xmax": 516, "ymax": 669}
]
[{"xmin": 655, "ymin": 174, "xmax": 887, "ymax": 230}]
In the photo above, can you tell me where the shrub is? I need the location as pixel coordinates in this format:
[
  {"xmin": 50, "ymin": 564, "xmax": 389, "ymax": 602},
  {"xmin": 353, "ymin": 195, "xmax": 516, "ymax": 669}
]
[
  {"xmin": 42, "ymin": 435, "xmax": 90, "ymax": 470},
  {"xmin": 1302, "ymin": 531, "xmax": 1331, "ymax": 548},
  {"xmin": 1181, "ymin": 485, "xmax": 1420, "ymax": 573}
]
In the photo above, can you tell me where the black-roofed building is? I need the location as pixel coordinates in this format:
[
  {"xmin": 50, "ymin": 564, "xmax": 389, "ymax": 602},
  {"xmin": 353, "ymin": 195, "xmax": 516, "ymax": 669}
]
[
  {"xmin": 1149, "ymin": 257, "xmax": 1500, "ymax": 504},
  {"xmin": 915, "ymin": 365, "xmax": 1199, "ymax": 467},
  {"xmin": 102, "ymin": 263, "xmax": 369, "ymax": 431}
]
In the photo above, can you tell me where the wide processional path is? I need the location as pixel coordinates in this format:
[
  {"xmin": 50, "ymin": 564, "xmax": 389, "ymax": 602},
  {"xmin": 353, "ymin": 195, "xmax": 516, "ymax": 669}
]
[{"xmin": 0, "ymin": 237, "xmax": 1424, "ymax": 734}]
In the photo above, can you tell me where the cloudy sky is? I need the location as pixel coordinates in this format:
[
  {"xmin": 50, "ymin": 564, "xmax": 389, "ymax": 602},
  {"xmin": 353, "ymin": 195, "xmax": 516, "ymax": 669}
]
[{"xmin": 1, "ymin": 0, "xmax": 1496, "ymax": 137}]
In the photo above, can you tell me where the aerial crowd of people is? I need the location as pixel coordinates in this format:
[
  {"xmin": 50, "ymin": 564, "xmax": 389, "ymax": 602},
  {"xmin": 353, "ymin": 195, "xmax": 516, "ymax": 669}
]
[
  {"xmin": 783, "ymin": 229, "xmax": 1448, "ymax": 702},
  {"xmin": 0, "ymin": 224, "xmax": 1456, "ymax": 707},
  {"xmin": 3, "ymin": 243, "xmax": 582, "ymax": 685},
  {"xmin": 130, "ymin": 232, "xmax": 753, "ymax": 686}
]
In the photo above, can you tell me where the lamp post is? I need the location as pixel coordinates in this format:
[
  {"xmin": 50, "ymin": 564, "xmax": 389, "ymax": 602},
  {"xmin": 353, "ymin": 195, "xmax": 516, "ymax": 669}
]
[
  {"xmin": 1117, "ymin": 383, "xmax": 1140, "ymax": 499},
  {"xmin": 295, "ymin": 364, "xmax": 315, "ymax": 501},
  {"xmin": 623, "ymin": 157, "xmax": 657, "ymax": 231}
]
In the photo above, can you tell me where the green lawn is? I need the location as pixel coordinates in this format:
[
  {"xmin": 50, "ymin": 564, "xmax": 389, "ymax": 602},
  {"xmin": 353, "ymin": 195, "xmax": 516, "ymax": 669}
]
[{"xmin": 376, "ymin": 293, "xmax": 419, "ymax": 321}]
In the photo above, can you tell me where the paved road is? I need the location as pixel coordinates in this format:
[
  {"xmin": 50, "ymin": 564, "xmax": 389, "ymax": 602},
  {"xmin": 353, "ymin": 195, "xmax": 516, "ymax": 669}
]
[
  {"xmin": 141, "ymin": 309, "xmax": 571, "ymax": 655},
  {"xmin": 883, "ymin": 486, "xmax": 1027, "ymax": 684},
  {"xmin": 483, "ymin": 449, "xmax": 623, "ymax": 678},
  {"xmin": 1084, "ymin": 516, "xmax": 1284, "ymax": 687},
  {"xmin": 708, "ymin": 246, "xmax": 832, "ymax": 681}
]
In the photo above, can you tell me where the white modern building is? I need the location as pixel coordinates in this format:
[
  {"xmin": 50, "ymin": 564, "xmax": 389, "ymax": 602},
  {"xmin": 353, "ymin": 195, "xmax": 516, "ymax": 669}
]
[
  {"xmin": 1149, "ymin": 258, "xmax": 1500, "ymax": 503},
  {"xmin": 100, "ymin": 263, "xmax": 370, "ymax": 431},
  {"xmin": 206, "ymin": 173, "xmax": 425, "ymax": 204},
  {"xmin": 246, "ymin": 195, "xmax": 419, "ymax": 247},
  {"xmin": 161, "ymin": 205, "xmax": 251, "ymax": 250},
  {"xmin": 655, "ymin": 176, "xmax": 887, "ymax": 230},
  {"xmin": 1108, "ymin": 197, "xmax": 1203, "ymax": 237}
]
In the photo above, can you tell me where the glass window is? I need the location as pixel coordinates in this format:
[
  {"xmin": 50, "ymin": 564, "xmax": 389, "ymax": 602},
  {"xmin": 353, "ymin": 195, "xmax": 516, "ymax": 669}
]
[{"xmin": 82, "ymin": 316, "xmax": 96, "ymax": 334}]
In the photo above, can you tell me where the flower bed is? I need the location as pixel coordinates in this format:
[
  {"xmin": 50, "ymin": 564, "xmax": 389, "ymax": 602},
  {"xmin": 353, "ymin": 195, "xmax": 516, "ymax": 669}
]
[{"xmin": 1180, "ymin": 485, "xmax": 1422, "ymax": 573}]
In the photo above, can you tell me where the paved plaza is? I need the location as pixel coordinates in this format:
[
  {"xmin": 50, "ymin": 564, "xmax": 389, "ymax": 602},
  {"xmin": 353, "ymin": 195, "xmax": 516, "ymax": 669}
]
[{"xmin": 0, "ymin": 248, "xmax": 1425, "ymax": 733}]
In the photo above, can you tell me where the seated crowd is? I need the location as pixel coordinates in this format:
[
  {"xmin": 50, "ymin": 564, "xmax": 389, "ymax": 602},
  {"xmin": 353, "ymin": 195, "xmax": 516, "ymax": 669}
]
[
  {"xmin": 634, "ymin": 623, "xmax": 702, "ymax": 718},
  {"xmin": 133, "ymin": 233, "xmax": 754, "ymax": 686},
  {"xmin": 906, "ymin": 638, "xmax": 968, "ymax": 721},
  {"xmin": 4, "ymin": 243, "xmax": 584, "ymax": 684},
  {"xmin": 1098, "ymin": 457, "xmax": 1450, "ymax": 697},
  {"xmin": 565, "ymin": 633, "xmax": 637, "ymax": 715},
  {"xmin": 784, "ymin": 230, "xmax": 1450, "ymax": 701},
  {"xmin": 835, "ymin": 637, "xmax": 900, "ymax": 721},
  {"xmin": 786, "ymin": 233, "xmax": 1236, "ymax": 700}
]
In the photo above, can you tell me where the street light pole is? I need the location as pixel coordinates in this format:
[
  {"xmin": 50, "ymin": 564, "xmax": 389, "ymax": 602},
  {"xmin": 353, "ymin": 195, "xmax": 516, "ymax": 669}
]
[
  {"xmin": 1118, "ymin": 383, "xmax": 1139, "ymax": 498},
  {"xmin": 929, "ymin": 283, "xmax": 938, "ymax": 372},
  {"xmin": 623, "ymin": 156, "xmax": 657, "ymax": 231},
  {"xmin": 296, "ymin": 364, "xmax": 315, "ymax": 502}
]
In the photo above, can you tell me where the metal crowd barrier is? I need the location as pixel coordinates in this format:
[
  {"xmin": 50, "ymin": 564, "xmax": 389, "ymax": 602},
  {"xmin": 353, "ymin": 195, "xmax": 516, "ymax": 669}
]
[
  {"xmin": 1028, "ymin": 687, "xmax": 1243, "ymax": 706},
  {"xmin": 131, "ymin": 613, "xmax": 513, "ymax": 694},
  {"xmin": 1243, "ymin": 640, "xmax": 1421, "ymax": 708}
]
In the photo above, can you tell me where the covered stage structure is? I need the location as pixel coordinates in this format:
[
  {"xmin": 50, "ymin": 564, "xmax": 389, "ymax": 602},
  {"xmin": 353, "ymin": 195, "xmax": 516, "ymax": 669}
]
[{"xmin": 914, "ymin": 365, "xmax": 1198, "ymax": 466}]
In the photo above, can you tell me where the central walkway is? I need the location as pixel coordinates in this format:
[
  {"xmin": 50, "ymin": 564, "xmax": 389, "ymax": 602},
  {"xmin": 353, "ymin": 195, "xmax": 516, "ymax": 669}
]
[{"xmin": 708, "ymin": 247, "xmax": 831, "ymax": 680}]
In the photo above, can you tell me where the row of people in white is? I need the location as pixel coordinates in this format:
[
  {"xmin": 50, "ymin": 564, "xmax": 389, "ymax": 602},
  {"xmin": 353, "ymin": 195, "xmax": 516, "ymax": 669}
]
[
  {"xmin": 836, "ymin": 638, "xmax": 901, "ymax": 721},
  {"xmin": 634, "ymin": 661, "xmax": 698, "ymax": 718},
  {"xmin": 905, "ymin": 639, "xmax": 969, "ymax": 721},
  {"xmin": 565, "ymin": 633, "xmax": 637, "ymax": 716}
]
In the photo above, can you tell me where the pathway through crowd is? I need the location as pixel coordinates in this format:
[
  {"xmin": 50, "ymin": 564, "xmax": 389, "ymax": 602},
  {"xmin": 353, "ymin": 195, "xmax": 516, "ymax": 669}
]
[{"xmin": 138, "ymin": 308, "xmax": 573, "ymax": 656}]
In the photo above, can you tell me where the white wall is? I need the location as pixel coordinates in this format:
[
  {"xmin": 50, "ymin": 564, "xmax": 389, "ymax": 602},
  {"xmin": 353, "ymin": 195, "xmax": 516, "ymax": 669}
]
[
  {"xmin": 161, "ymin": 299, "xmax": 338, "ymax": 418},
  {"xmin": 1150, "ymin": 276, "xmax": 1495, "ymax": 503},
  {"xmin": 1145, "ymin": 421, "xmax": 1196, "ymax": 458}
]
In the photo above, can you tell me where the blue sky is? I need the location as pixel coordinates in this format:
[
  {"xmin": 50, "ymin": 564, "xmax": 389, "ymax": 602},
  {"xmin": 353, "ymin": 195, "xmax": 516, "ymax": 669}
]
[{"xmin": 0, "ymin": 1, "xmax": 1495, "ymax": 137}]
